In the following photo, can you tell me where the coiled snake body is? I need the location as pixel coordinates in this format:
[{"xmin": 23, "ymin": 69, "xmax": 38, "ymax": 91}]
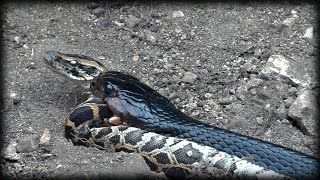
[{"xmin": 43, "ymin": 50, "xmax": 319, "ymax": 179}]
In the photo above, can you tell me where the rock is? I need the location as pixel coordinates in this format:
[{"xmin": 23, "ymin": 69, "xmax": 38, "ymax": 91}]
[
  {"xmin": 124, "ymin": 15, "xmax": 141, "ymax": 28},
  {"xmin": 181, "ymin": 71, "xmax": 197, "ymax": 84},
  {"xmin": 229, "ymin": 88, "xmax": 236, "ymax": 95},
  {"xmin": 87, "ymin": 2, "xmax": 100, "ymax": 10},
  {"xmin": 114, "ymin": 21, "xmax": 125, "ymax": 27},
  {"xmin": 91, "ymin": 7, "xmax": 105, "ymax": 16},
  {"xmin": 217, "ymin": 95, "xmax": 236, "ymax": 105},
  {"xmin": 168, "ymin": 92, "xmax": 178, "ymax": 100},
  {"xmin": 288, "ymin": 87, "xmax": 298, "ymax": 96},
  {"xmin": 204, "ymin": 93, "xmax": 212, "ymax": 99},
  {"xmin": 228, "ymin": 116, "xmax": 251, "ymax": 130},
  {"xmin": 242, "ymin": 58, "xmax": 259, "ymax": 73},
  {"xmin": 149, "ymin": 24, "xmax": 160, "ymax": 32},
  {"xmin": 172, "ymin": 11, "xmax": 184, "ymax": 18},
  {"xmin": 235, "ymin": 85, "xmax": 248, "ymax": 100},
  {"xmin": 12, "ymin": 162, "xmax": 23, "ymax": 174},
  {"xmin": 206, "ymin": 100, "xmax": 222, "ymax": 111},
  {"xmin": 14, "ymin": 36, "xmax": 22, "ymax": 44},
  {"xmin": 282, "ymin": 10, "xmax": 299, "ymax": 27},
  {"xmin": 256, "ymin": 117, "xmax": 264, "ymax": 125},
  {"xmin": 132, "ymin": 55, "xmax": 139, "ymax": 62},
  {"xmin": 274, "ymin": 104, "xmax": 287, "ymax": 120},
  {"xmin": 180, "ymin": 34, "xmax": 187, "ymax": 40},
  {"xmin": 16, "ymin": 135, "xmax": 39, "ymax": 153},
  {"xmin": 158, "ymin": 88, "xmax": 166, "ymax": 96},
  {"xmin": 39, "ymin": 128, "xmax": 50, "ymax": 146},
  {"xmin": 284, "ymin": 97, "xmax": 294, "ymax": 108},
  {"xmin": 246, "ymin": 78, "xmax": 263, "ymax": 89},
  {"xmin": 9, "ymin": 92, "xmax": 22, "ymax": 105},
  {"xmin": 250, "ymin": 88, "xmax": 257, "ymax": 95},
  {"xmin": 207, "ymin": 85, "xmax": 218, "ymax": 93},
  {"xmin": 256, "ymin": 92, "xmax": 271, "ymax": 101},
  {"xmin": 98, "ymin": 55, "xmax": 106, "ymax": 60},
  {"xmin": 239, "ymin": 67, "xmax": 249, "ymax": 78},
  {"xmin": 287, "ymin": 90, "xmax": 318, "ymax": 136},
  {"xmin": 282, "ymin": 17, "xmax": 297, "ymax": 27},
  {"xmin": 303, "ymin": 27, "xmax": 313, "ymax": 39},
  {"xmin": 26, "ymin": 62, "xmax": 36, "ymax": 69},
  {"xmin": 40, "ymin": 153, "xmax": 53, "ymax": 159},
  {"xmin": 4, "ymin": 140, "xmax": 21, "ymax": 161},
  {"xmin": 259, "ymin": 55, "xmax": 318, "ymax": 89},
  {"xmin": 144, "ymin": 30, "xmax": 157, "ymax": 44}
]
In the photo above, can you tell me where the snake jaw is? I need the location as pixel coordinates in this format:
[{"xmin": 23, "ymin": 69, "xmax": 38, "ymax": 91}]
[{"xmin": 43, "ymin": 50, "xmax": 108, "ymax": 88}]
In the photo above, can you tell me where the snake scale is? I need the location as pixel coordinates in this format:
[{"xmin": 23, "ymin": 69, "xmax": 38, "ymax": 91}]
[{"xmin": 43, "ymin": 50, "xmax": 319, "ymax": 179}]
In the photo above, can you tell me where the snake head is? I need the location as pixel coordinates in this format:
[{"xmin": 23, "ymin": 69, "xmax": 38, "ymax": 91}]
[{"xmin": 43, "ymin": 50, "xmax": 107, "ymax": 88}]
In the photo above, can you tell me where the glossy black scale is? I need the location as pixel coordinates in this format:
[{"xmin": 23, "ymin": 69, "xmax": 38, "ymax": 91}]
[{"xmin": 91, "ymin": 71, "xmax": 319, "ymax": 178}]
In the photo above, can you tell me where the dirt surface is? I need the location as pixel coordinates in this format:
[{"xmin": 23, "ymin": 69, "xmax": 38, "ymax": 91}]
[{"xmin": 1, "ymin": 1, "xmax": 318, "ymax": 179}]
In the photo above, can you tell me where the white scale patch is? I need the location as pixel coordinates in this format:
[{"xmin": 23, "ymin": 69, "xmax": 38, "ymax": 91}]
[{"xmin": 186, "ymin": 150, "xmax": 193, "ymax": 157}]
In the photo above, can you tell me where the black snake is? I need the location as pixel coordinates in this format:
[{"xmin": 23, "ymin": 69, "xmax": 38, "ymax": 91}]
[{"xmin": 43, "ymin": 50, "xmax": 319, "ymax": 179}]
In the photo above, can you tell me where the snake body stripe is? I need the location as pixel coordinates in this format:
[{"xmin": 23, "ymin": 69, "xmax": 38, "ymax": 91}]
[{"xmin": 87, "ymin": 125, "xmax": 291, "ymax": 179}]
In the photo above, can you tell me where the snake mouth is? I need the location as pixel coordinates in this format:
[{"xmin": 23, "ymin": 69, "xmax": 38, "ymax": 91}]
[{"xmin": 43, "ymin": 50, "xmax": 108, "ymax": 88}]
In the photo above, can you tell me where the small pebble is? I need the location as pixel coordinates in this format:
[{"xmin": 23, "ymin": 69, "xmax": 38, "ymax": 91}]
[
  {"xmin": 4, "ymin": 140, "xmax": 21, "ymax": 161},
  {"xmin": 282, "ymin": 16, "xmax": 298, "ymax": 27},
  {"xmin": 280, "ymin": 119, "xmax": 291, "ymax": 125},
  {"xmin": 124, "ymin": 15, "xmax": 141, "ymax": 28},
  {"xmin": 247, "ymin": 78, "xmax": 263, "ymax": 89},
  {"xmin": 256, "ymin": 117, "xmax": 264, "ymax": 125},
  {"xmin": 288, "ymin": 87, "xmax": 297, "ymax": 96},
  {"xmin": 10, "ymin": 92, "xmax": 22, "ymax": 105},
  {"xmin": 91, "ymin": 7, "xmax": 105, "ymax": 16},
  {"xmin": 250, "ymin": 88, "xmax": 257, "ymax": 95},
  {"xmin": 172, "ymin": 11, "xmax": 184, "ymax": 18},
  {"xmin": 204, "ymin": 93, "xmax": 212, "ymax": 99},
  {"xmin": 217, "ymin": 96, "xmax": 234, "ymax": 105},
  {"xmin": 303, "ymin": 27, "xmax": 313, "ymax": 39},
  {"xmin": 274, "ymin": 104, "xmax": 287, "ymax": 119},
  {"xmin": 175, "ymin": 28, "xmax": 182, "ymax": 33},
  {"xmin": 41, "ymin": 153, "xmax": 53, "ymax": 159},
  {"xmin": 81, "ymin": 159, "xmax": 90, "ymax": 165},
  {"xmin": 39, "ymin": 128, "xmax": 50, "ymax": 146},
  {"xmin": 26, "ymin": 62, "xmax": 36, "ymax": 69},
  {"xmin": 284, "ymin": 97, "xmax": 294, "ymax": 108},
  {"xmin": 145, "ymin": 31, "xmax": 157, "ymax": 44},
  {"xmin": 133, "ymin": 55, "xmax": 139, "ymax": 61},
  {"xmin": 235, "ymin": 85, "xmax": 248, "ymax": 101},
  {"xmin": 149, "ymin": 24, "xmax": 160, "ymax": 32},
  {"xmin": 181, "ymin": 71, "xmax": 197, "ymax": 84},
  {"xmin": 169, "ymin": 92, "xmax": 178, "ymax": 100},
  {"xmin": 98, "ymin": 55, "xmax": 106, "ymax": 60},
  {"xmin": 14, "ymin": 36, "xmax": 22, "ymax": 44}
]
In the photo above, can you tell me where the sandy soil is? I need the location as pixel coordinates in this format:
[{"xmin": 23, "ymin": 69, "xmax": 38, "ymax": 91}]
[{"xmin": 1, "ymin": 1, "xmax": 317, "ymax": 179}]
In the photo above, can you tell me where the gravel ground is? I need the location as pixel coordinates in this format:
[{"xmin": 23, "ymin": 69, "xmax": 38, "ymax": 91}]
[{"xmin": 1, "ymin": 1, "xmax": 318, "ymax": 179}]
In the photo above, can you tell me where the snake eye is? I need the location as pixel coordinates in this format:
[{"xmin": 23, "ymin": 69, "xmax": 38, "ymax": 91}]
[
  {"xmin": 105, "ymin": 83, "xmax": 114, "ymax": 94},
  {"xmin": 104, "ymin": 83, "xmax": 118, "ymax": 97}
]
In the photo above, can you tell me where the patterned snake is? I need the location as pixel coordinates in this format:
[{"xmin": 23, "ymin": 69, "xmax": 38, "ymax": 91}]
[{"xmin": 43, "ymin": 50, "xmax": 319, "ymax": 179}]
